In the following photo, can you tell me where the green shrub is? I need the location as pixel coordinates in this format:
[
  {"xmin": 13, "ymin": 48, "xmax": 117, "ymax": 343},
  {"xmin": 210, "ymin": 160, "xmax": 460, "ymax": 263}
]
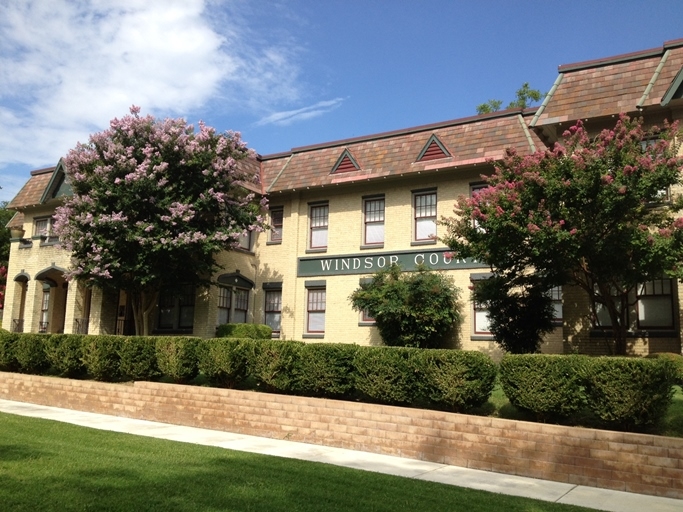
[
  {"xmin": 416, "ymin": 350, "xmax": 497, "ymax": 412},
  {"xmin": 81, "ymin": 335, "xmax": 122, "ymax": 381},
  {"xmin": 580, "ymin": 356, "xmax": 675, "ymax": 429},
  {"xmin": 499, "ymin": 354, "xmax": 587, "ymax": 421},
  {"xmin": 118, "ymin": 336, "xmax": 160, "ymax": 381},
  {"xmin": 44, "ymin": 334, "xmax": 86, "ymax": 377},
  {"xmin": 250, "ymin": 340, "xmax": 303, "ymax": 393},
  {"xmin": 0, "ymin": 329, "xmax": 19, "ymax": 371},
  {"xmin": 216, "ymin": 323, "xmax": 272, "ymax": 339},
  {"xmin": 196, "ymin": 338, "xmax": 250, "ymax": 387},
  {"xmin": 13, "ymin": 334, "xmax": 49, "ymax": 374},
  {"xmin": 352, "ymin": 347, "xmax": 420, "ymax": 405},
  {"xmin": 294, "ymin": 343, "xmax": 358, "ymax": 398},
  {"xmin": 155, "ymin": 337, "xmax": 199, "ymax": 383},
  {"xmin": 646, "ymin": 353, "xmax": 683, "ymax": 386}
]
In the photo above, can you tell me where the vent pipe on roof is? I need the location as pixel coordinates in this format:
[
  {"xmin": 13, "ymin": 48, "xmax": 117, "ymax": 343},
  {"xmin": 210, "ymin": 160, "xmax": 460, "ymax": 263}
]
[{"xmin": 637, "ymin": 50, "xmax": 670, "ymax": 109}]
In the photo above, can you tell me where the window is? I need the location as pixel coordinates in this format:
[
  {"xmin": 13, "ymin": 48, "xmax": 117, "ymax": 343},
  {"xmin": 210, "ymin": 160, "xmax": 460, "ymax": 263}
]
[
  {"xmin": 216, "ymin": 286, "xmax": 250, "ymax": 325},
  {"xmin": 238, "ymin": 231, "xmax": 252, "ymax": 251},
  {"xmin": 470, "ymin": 274, "xmax": 492, "ymax": 336},
  {"xmin": 309, "ymin": 203, "xmax": 329, "ymax": 249},
  {"xmin": 361, "ymin": 309, "xmax": 375, "ymax": 324},
  {"xmin": 217, "ymin": 286, "xmax": 231, "ymax": 325},
  {"xmin": 637, "ymin": 279, "xmax": 674, "ymax": 329},
  {"xmin": 594, "ymin": 279, "xmax": 674, "ymax": 330},
  {"xmin": 158, "ymin": 285, "xmax": 195, "ymax": 331},
  {"xmin": 413, "ymin": 191, "xmax": 436, "ymax": 242},
  {"xmin": 549, "ymin": 286, "xmax": 563, "ymax": 322},
  {"xmin": 265, "ymin": 290, "xmax": 282, "ymax": 336},
  {"xmin": 470, "ymin": 183, "xmax": 489, "ymax": 232},
  {"xmin": 34, "ymin": 216, "xmax": 58, "ymax": 243},
  {"xmin": 270, "ymin": 207, "xmax": 283, "ymax": 243},
  {"xmin": 307, "ymin": 288, "xmax": 326, "ymax": 333},
  {"xmin": 363, "ymin": 197, "xmax": 384, "ymax": 246}
]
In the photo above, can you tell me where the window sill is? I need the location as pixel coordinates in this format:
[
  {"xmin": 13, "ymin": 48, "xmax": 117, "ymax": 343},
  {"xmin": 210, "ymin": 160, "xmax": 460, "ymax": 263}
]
[
  {"xmin": 589, "ymin": 329, "xmax": 677, "ymax": 339},
  {"xmin": 471, "ymin": 334, "xmax": 495, "ymax": 341},
  {"xmin": 306, "ymin": 248, "xmax": 327, "ymax": 254},
  {"xmin": 358, "ymin": 322, "xmax": 376, "ymax": 327},
  {"xmin": 411, "ymin": 240, "xmax": 437, "ymax": 246},
  {"xmin": 360, "ymin": 244, "xmax": 384, "ymax": 250},
  {"xmin": 234, "ymin": 247, "xmax": 255, "ymax": 255},
  {"xmin": 266, "ymin": 241, "xmax": 282, "ymax": 246},
  {"xmin": 302, "ymin": 333, "xmax": 324, "ymax": 339}
]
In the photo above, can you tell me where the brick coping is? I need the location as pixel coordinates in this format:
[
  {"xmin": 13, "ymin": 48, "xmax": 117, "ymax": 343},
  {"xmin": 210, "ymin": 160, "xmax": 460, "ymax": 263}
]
[{"xmin": 1, "ymin": 371, "xmax": 682, "ymax": 500}]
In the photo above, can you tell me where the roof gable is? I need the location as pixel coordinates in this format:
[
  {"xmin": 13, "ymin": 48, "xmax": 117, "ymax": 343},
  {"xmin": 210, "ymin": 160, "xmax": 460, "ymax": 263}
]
[
  {"xmin": 416, "ymin": 134, "xmax": 451, "ymax": 162},
  {"xmin": 331, "ymin": 149, "xmax": 361, "ymax": 174}
]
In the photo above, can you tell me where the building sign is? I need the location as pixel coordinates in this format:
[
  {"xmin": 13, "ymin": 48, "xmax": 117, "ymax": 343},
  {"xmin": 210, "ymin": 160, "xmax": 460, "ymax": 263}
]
[{"xmin": 297, "ymin": 248, "xmax": 487, "ymax": 277}]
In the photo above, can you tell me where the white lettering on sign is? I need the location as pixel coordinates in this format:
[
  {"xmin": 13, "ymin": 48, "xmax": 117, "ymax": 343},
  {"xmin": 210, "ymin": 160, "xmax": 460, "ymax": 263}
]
[{"xmin": 414, "ymin": 253, "xmax": 424, "ymax": 265}]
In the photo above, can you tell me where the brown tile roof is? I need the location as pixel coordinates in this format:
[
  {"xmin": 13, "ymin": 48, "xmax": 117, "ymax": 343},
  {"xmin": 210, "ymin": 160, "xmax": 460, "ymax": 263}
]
[
  {"xmin": 533, "ymin": 39, "xmax": 683, "ymax": 126},
  {"xmin": 261, "ymin": 110, "xmax": 544, "ymax": 193},
  {"xmin": 5, "ymin": 212, "xmax": 24, "ymax": 230},
  {"xmin": 6, "ymin": 166, "xmax": 55, "ymax": 210}
]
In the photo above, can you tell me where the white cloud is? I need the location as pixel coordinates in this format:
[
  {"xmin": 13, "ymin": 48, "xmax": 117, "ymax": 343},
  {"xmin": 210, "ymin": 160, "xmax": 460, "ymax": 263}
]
[
  {"xmin": 0, "ymin": 0, "xmax": 324, "ymax": 200},
  {"xmin": 255, "ymin": 98, "xmax": 345, "ymax": 126}
]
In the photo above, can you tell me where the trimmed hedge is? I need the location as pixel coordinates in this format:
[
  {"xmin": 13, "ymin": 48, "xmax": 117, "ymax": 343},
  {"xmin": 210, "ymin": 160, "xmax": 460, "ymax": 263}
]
[
  {"xmin": 118, "ymin": 336, "xmax": 160, "ymax": 381},
  {"xmin": 155, "ymin": 337, "xmax": 199, "ymax": 383},
  {"xmin": 216, "ymin": 323, "xmax": 272, "ymax": 339},
  {"xmin": 646, "ymin": 352, "xmax": 683, "ymax": 386},
  {"xmin": 13, "ymin": 333, "xmax": 49, "ymax": 374},
  {"xmin": 81, "ymin": 335, "xmax": 122, "ymax": 382},
  {"xmin": 580, "ymin": 356, "xmax": 675, "ymax": 429},
  {"xmin": 250, "ymin": 340, "xmax": 304, "ymax": 393},
  {"xmin": 0, "ymin": 329, "xmax": 19, "ymax": 371},
  {"xmin": 44, "ymin": 334, "xmax": 86, "ymax": 377},
  {"xmin": 196, "ymin": 338, "xmax": 250, "ymax": 387},
  {"xmin": 294, "ymin": 343, "xmax": 358, "ymax": 398},
  {"xmin": 500, "ymin": 354, "xmax": 677, "ymax": 430},
  {"xmin": 353, "ymin": 347, "xmax": 421, "ymax": 406},
  {"xmin": 499, "ymin": 354, "xmax": 586, "ymax": 421}
]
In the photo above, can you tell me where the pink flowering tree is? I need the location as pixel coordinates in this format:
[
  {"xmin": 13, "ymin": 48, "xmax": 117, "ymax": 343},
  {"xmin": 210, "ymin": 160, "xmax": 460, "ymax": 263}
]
[
  {"xmin": 442, "ymin": 115, "xmax": 683, "ymax": 355},
  {"xmin": 0, "ymin": 265, "xmax": 6, "ymax": 311},
  {"xmin": 54, "ymin": 106, "xmax": 267, "ymax": 335}
]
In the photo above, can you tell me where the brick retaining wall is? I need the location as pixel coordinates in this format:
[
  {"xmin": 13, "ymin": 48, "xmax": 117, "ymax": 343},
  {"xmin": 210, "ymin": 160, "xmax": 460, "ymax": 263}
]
[{"xmin": 1, "ymin": 371, "xmax": 682, "ymax": 499}]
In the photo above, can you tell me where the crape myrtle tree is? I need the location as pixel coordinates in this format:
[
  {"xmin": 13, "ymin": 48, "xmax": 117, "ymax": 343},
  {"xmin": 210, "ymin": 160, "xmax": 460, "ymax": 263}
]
[
  {"xmin": 349, "ymin": 264, "xmax": 462, "ymax": 348},
  {"xmin": 442, "ymin": 114, "xmax": 683, "ymax": 355},
  {"xmin": 54, "ymin": 106, "xmax": 267, "ymax": 335}
]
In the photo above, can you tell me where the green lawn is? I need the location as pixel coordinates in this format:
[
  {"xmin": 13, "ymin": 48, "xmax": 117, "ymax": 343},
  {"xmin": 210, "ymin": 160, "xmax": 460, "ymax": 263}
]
[{"xmin": 0, "ymin": 413, "xmax": 597, "ymax": 512}]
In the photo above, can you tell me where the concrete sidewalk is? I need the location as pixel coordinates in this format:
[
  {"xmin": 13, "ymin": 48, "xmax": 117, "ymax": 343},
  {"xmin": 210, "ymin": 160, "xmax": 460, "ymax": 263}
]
[{"xmin": 1, "ymin": 398, "xmax": 681, "ymax": 512}]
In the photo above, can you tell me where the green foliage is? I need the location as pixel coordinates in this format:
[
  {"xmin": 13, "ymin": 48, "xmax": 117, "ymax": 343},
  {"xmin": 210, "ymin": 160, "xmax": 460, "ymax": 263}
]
[
  {"xmin": 580, "ymin": 356, "xmax": 675, "ymax": 429},
  {"xmin": 118, "ymin": 336, "xmax": 160, "ymax": 381},
  {"xmin": 216, "ymin": 323, "xmax": 272, "ymax": 339},
  {"xmin": 293, "ymin": 343, "xmax": 358, "ymax": 398},
  {"xmin": 196, "ymin": 338, "xmax": 250, "ymax": 387},
  {"xmin": 0, "ymin": 200, "xmax": 13, "ymax": 266},
  {"xmin": 416, "ymin": 349, "xmax": 497, "ymax": 412},
  {"xmin": 250, "ymin": 340, "xmax": 304, "ymax": 393},
  {"xmin": 499, "ymin": 355, "xmax": 587, "ymax": 421},
  {"xmin": 155, "ymin": 337, "xmax": 199, "ymax": 383},
  {"xmin": 54, "ymin": 107, "xmax": 268, "ymax": 335},
  {"xmin": 476, "ymin": 83, "xmax": 542, "ymax": 114},
  {"xmin": 44, "ymin": 334, "xmax": 86, "ymax": 377},
  {"xmin": 349, "ymin": 264, "xmax": 461, "ymax": 348},
  {"xmin": 352, "ymin": 347, "xmax": 420, "ymax": 405},
  {"xmin": 443, "ymin": 115, "xmax": 683, "ymax": 355},
  {"xmin": 13, "ymin": 334, "xmax": 49, "ymax": 374},
  {"xmin": 81, "ymin": 335, "xmax": 122, "ymax": 381},
  {"xmin": 646, "ymin": 352, "xmax": 683, "ymax": 386},
  {"xmin": 472, "ymin": 275, "xmax": 555, "ymax": 354},
  {"xmin": 0, "ymin": 328, "xmax": 19, "ymax": 371}
]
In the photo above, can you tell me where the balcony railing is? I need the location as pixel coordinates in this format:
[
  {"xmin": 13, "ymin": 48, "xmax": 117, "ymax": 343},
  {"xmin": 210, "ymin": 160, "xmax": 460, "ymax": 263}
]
[
  {"xmin": 74, "ymin": 318, "xmax": 89, "ymax": 334},
  {"xmin": 12, "ymin": 319, "xmax": 24, "ymax": 333}
]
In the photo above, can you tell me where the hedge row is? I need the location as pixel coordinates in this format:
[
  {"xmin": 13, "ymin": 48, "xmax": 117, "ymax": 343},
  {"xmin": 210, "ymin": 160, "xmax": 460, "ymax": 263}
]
[
  {"xmin": 499, "ymin": 354, "xmax": 678, "ymax": 430},
  {"xmin": 0, "ymin": 331, "xmax": 496, "ymax": 412}
]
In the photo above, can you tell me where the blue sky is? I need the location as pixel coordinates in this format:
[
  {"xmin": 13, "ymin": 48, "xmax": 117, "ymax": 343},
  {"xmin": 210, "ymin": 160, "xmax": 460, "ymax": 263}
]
[{"xmin": 1, "ymin": 0, "xmax": 682, "ymax": 202}]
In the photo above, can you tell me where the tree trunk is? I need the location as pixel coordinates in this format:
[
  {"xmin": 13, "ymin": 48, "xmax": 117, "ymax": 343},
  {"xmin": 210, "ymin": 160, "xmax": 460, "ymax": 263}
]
[{"xmin": 130, "ymin": 289, "xmax": 159, "ymax": 336}]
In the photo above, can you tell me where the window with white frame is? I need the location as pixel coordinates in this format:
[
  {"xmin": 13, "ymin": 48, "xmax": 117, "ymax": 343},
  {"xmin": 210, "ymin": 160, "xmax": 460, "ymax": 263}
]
[
  {"xmin": 217, "ymin": 286, "xmax": 231, "ymax": 325},
  {"xmin": 309, "ymin": 203, "xmax": 329, "ymax": 249},
  {"xmin": 307, "ymin": 288, "xmax": 326, "ymax": 334},
  {"xmin": 237, "ymin": 231, "xmax": 252, "ymax": 251},
  {"xmin": 549, "ymin": 286, "xmax": 563, "ymax": 322},
  {"xmin": 216, "ymin": 286, "xmax": 250, "ymax": 325},
  {"xmin": 363, "ymin": 196, "xmax": 385, "ymax": 246},
  {"xmin": 270, "ymin": 207, "xmax": 283, "ymax": 243},
  {"xmin": 39, "ymin": 285, "xmax": 50, "ymax": 333},
  {"xmin": 470, "ymin": 183, "xmax": 489, "ymax": 232},
  {"xmin": 470, "ymin": 274, "xmax": 492, "ymax": 336},
  {"xmin": 34, "ymin": 216, "xmax": 58, "ymax": 243},
  {"xmin": 264, "ymin": 289, "xmax": 282, "ymax": 336},
  {"xmin": 413, "ymin": 190, "xmax": 436, "ymax": 242}
]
